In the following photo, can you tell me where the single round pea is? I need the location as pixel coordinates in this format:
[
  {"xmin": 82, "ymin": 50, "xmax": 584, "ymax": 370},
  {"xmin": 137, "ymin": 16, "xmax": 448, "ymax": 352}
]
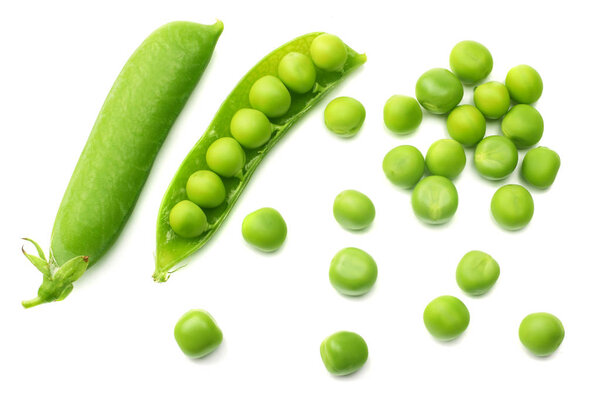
[
  {"xmin": 230, "ymin": 108, "xmax": 272, "ymax": 149},
  {"xmin": 522, "ymin": 146, "xmax": 561, "ymax": 189},
  {"xmin": 382, "ymin": 145, "xmax": 425, "ymax": 189},
  {"xmin": 309, "ymin": 33, "xmax": 347, "ymax": 72},
  {"xmin": 474, "ymin": 136, "xmax": 518, "ymax": 180},
  {"xmin": 519, "ymin": 313, "xmax": 564, "ymax": 357},
  {"xmin": 186, "ymin": 170, "xmax": 226, "ymax": 208},
  {"xmin": 449, "ymin": 40, "xmax": 493, "ymax": 84},
  {"xmin": 241, "ymin": 207, "xmax": 287, "ymax": 252},
  {"xmin": 456, "ymin": 250, "xmax": 500, "ymax": 296},
  {"xmin": 169, "ymin": 200, "xmax": 208, "ymax": 238},
  {"xmin": 423, "ymin": 295, "xmax": 470, "ymax": 341},
  {"xmin": 473, "ymin": 81, "xmax": 511, "ymax": 119},
  {"xmin": 491, "ymin": 184, "xmax": 534, "ymax": 230},
  {"xmin": 206, "ymin": 137, "xmax": 246, "ymax": 178},
  {"xmin": 506, "ymin": 65, "xmax": 543, "ymax": 104},
  {"xmin": 329, "ymin": 247, "xmax": 378, "ymax": 296},
  {"xmin": 501, "ymin": 104, "xmax": 544, "ymax": 149},
  {"xmin": 446, "ymin": 105, "xmax": 486, "ymax": 146},
  {"xmin": 174, "ymin": 309, "xmax": 223, "ymax": 358},
  {"xmin": 249, "ymin": 75, "xmax": 291, "ymax": 118},
  {"xmin": 320, "ymin": 331, "xmax": 368, "ymax": 376},
  {"xmin": 333, "ymin": 189, "xmax": 375, "ymax": 230},
  {"xmin": 411, "ymin": 176, "xmax": 459, "ymax": 225},
  {"xmin": 383, "ymin": 95, "xmax": 423, "ymax": 134},
  {"xmin": 415, "ymin": 68, "xmax": 464, "ymax": 114},
  {"xmin": 425, "ymin": 139, "xmax": 466, "ymax": 180},
  {"xmin": 324, "ymin": 96, "xmax": 366, "ymax": 137},
  {"xmin": 277, "ymin": 51, "xmax": 316, "ymax": 94}
]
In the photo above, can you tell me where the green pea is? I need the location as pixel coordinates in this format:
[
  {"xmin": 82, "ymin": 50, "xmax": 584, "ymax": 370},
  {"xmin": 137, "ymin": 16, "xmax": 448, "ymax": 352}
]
[
  {"xmin": 491, "ymin": 184, "xmax": 534, "ymax": 230},
  {"xmin": 206, "ymin": 137, "xmax": 246, "ymax": 178},
  {"xmin": 169, "ymin": 200, "xmax": 208, "ymax": 238},
  {"xmin": 320, "ymin": 331, "xmax": 368, "ymax": 376},
  {"xmin": 186, "ymin": 170, "xmax": 226, "ymax": 208},
  {"xmin": 522, "ymin": 146, "xmax": 561, "ymax": 189},
  {"xmin": 473, "ymin": 81, "xmax": 511, "ymax": 119},
  {"xmin": 519, "ymin": 313, "xmax": 564, "ymax": 357},
  {"xmin": 415, "ymin": 68, "xmax": 464, "ymax": 114},
  {"xmin": 446, "ymin": 105, "xmax": 486, "ymax": 146},
  {"xmin": 501, "ymin": 104, "xmax": 544, "ymax": 149},
  {"xmin": 324, "ymin": 96, "xmax": 366, "ymax": 137},
  {"xmin": 411, "ymin": 176, "xmax": 459, "ymax": 224},
  {"xmin": 230, "ymin": 108, "xmax": 272, "ymax": 149},
  {"xmin": 423, "ymin": 295, "xmax": 470, "ymax": 341},
  {"xmin": 474, "ymin": 136, "xmax": 518, "ymax": 180},
  {"xmin": 174, "ymin": 309, "xmax": 223, "ymax": 358},
  {"xmin": 333, "ymin": 189, "xmax": 375, "ymax": 230},
  {"xmin": 383, "ymin": 95, "xmax": 423, "ymax": 134},
  {"xmin": 449, "ymin": 40, "xmax": 493, "ymax": 84},
  {"xmin": 506, "ymin": 65, "xmax": 543, "ymax": 104},
  {"xmin": 425, "ymin": 139, "xmax": 466, "ymax": 180},
  {"xmin": 278, "ymin": 51, "xmax": 316, "ymax": 94},
  {"xmin": 249, "ymin": 75, "xmax": 291, "ymax": 118},
  {"xmin": 241, "ymin": 207, "xmax": 287, "ymax": 252},
  {"xmin": 329, "ymin": 247, "xmax": 378, "ymax": 296},
  {"xmin": 310, "ymin": 33, "xmax": 347, "ymax": 72},
  {"xmin": 382, "ymin": 145, "xmax": 425, "ymax": 189},
  {"xmin": 456, "ymin": 250, "xmax": 500, "ymax": 296}
]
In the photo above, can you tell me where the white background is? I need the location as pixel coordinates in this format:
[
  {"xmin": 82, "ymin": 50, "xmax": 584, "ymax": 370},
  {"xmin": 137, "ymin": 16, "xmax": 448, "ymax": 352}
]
[{"xmin": 1, "ymin": 0, "xmax": 598, "ymax": 398}]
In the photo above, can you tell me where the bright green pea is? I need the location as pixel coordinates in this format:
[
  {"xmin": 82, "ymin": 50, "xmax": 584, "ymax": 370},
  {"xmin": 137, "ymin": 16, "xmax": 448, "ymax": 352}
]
[
  {"xmin": 415, "ymin": 68, "xmax": 464, "ymax": 114},
  {"xmin": 169, "ymin": 200, "xmax": 208, "ymax": 238},
  {"xmin": 446, "ymin": 105, "xmax": 486, "ymax": 146},
  {"xmin": 456, "ymin": 250, "xmax": 500, "ymax": 296},
  {"xmin": 324, "ymin": 96, "xmax": 366, "ymax": 137},
  {"xmin": 206, "ymin": 137, "xmax": 246, "ymax": 178},
  {"xmin": 310, "ymin": 33, "xmax": 347, "ymax": 72},
  {"xmin": 320, "ymin": 331, "xmax": 368, "ymax": 376},
  {"xmin": 501, "ymin": 104, "xmax": 544, "ymax": 149},
  {"xmin": 449, "ymin": 40, "xmax": 493, "ymax": 84},
  {"xmin": 491, "ymin": 184, "xmax": 534, "ymax": 230},
  {"xmin": 411, "ymin": 176, "xmax": 459, "ymax": 224},
  {"xmin": 522, "ymin": 146, "xmax": 561, "ymax": 189},
  {"xmin": 506, "ymin": 65, "xmax": 543, "ymax": 104},
  {"xmin": 383, "ymin": 95, "xmax": 423, "ymax": 134},
  {"xmin": 425, "ymin": 139, "xmax": 466, "ymax": 180},
  {"xmin": 333, "ymin": 189, "xmax": 375, "ymax": 230},
  {"xmin": 230, "ymin": 108, "xmax": 272, "ymax": 149},
  {"xmin": 474, "ymin": 136, "xmax": 518, "ymax": 180},
  {"xmin": 249, "ymin": 75, "xmax": 291, "ymax": 118},
  {"xmin": 278, "ymin": 51, "xmax": 316, "ymax": 94},
  {"xmin": 329, "ymin": 247, "xmax": 377, "ymax": 296},
  {"xmin": 519, "ymin": 312, "xmax": 564, "ymax": 357},
  {"xmin": 474, "ymin": 81, "xmax": 511, "ymax": 119},
  {"xmin": 241, "ymin": 207, "xmax": 287, "ymax": 252},
  {"xmin": 382, "ymin": 145, "xmax": 425, "ymax": 189},
  {"xmin": 423, "ymin": 295, "xmax": 470, "ymax": 341},
  {"xmin": 186, "ymin": 170, "xmax": 226, "ymax": 208},
  {"xmin": 174, "ymin": 309, "xmax": 223, "ymax": 358}
]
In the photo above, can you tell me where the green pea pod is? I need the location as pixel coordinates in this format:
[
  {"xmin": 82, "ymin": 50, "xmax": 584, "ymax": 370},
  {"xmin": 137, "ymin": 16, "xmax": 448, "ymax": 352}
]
[
  {"xmin": 154, "ymin": 32, "xmax": 366, "ymax": 282},
  {"xmin": 21, "ymin": 20, "xmax": 224, "ymax": 308}
]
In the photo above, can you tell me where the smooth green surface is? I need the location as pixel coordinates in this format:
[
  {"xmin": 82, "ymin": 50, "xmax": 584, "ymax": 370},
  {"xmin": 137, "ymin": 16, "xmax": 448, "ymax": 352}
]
[
  {"xmin": 230, "ymin": 108, "xmax": 272, "ymax": 149},
  {"xmin": 241, "ymin": 207, "xmax": 287, "ymax": 252},
  {"xmin": 324, "ymin": 96, "xmax": 366, "ymax": 137},
  {"xmin": 411, "ymin": 176, "xmax": 458, "ymax": 224},
  {"xmin": 449, "ymin": 40, "xmax": 493, "ymax": 84},
  {"xmin": 205, "ymin": 137, "xmax": 246, "ymax": 178},
  {"xmin": 506, "ymin": 65, "xmax": 543, "ymax": 104},
  {"xmin": 382, "ymin": 145, "xmax": 425, "ymax": 189},
  {"xmin": 501, "ymin": 104, "xmax": 544, "ymax": 148},
  {"xmin": 383, "ymin": 95, "xmax": 423, "ymax": 134},
  {"xmin": 278, "ymin": 51, "xmax": 316, "ymax": 93},
  {"xmin": 415, "ymin": 68, "xmax": 464, "ymax": 114},
  {"xmin": 174, "ymin": 309, "xmax": 223, "ymax": 358},
  {"xmin": 446, "ymin": 105, "xmax": 486, "ymax": 146},
  {"xmin": 320, "ymin": 331, "xmax": 368, "ymax": 376},
  {"xmin": 425, "ymin": 139, "xmax": 466, "ymax": 180},
  {"xmin": 169, "ymin": 200, "xmax": 208, "ymax": 239},
  {"xmin": 249, "ymin": 75, "xmax": 291, "ymax": 118},
  {"xmin": 474, "ymin": 136, "xmax": 518, "ymax": 180},
  {"xmin": 456, "ymin": 250, "xmax": 500, "ymax": 295},
  {"xmin": 310, "ymin": 33, "xmax": 348, "ymax": 72},
  {"xmin": 186, "ymin": 170, "xmax": 226, "ymax": 208},
  {"xmin": 519, "ymin": 312, "xmax": 564, "ymax": 356},
  {"xmin": 491, "ymin": 184, "xmax": 534, "ymax": 230},
  {"xmin": 474, "ymin": 81, "xmax": 511, "ymax": 119},
  {"xmin": 333, "ymin": 190, "xmax": 376, "ymax": 230},
  {"xmin": 423, "ymin": 295, "xmax": 470, "ymax": 341},
  {"xmin": 329, "ymin": 247, "xmax": 378, "ymax": 296},
  {"xmin": 522, "ymin": 146, "xmax": 561, "ymax": 189}
]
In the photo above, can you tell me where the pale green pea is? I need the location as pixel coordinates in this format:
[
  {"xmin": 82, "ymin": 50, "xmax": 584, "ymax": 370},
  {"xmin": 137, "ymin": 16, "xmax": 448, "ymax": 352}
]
[
  {"xmin": 333, "ymin": 189, "xmax": 375, "ymax": 230},
  {"xmin": 310, "ymin": 33, "xmax": 347, "ymax": 72},
  {"xmin": 474, "ymin": 136, "xmax": 518, "ymax": 180},
  {"xmin": 206, "ymin": 137, "xmax": 246, "ymax": 178},
  {"xmin": 383, "ymin": 95, "xmax": 423, "ymax": 134},
  {"xmin": 522, "ymin": 146, "xmax": 560, "ymax": 189},
  {"xmin": 423, "ymin": 295, "xmax": 470, "ymax": 341},
  {"xmin": 278, "ymin": 51, "xmax": 316, "ymax": 94},
  {"xmin": 491, "ymin": 184, "xmax": 534, "ymax": 230},
  {"xmin": 411, "ymin": 176, "xmax": 459, "ymax": 224},
  {"xmin": 519, "ymin": 312, "xmax": 564, "ymax": 357},
  {"xmin": 415, "ymin": 68, "xmax": 464, "ymax": 114},
  {"xmin": 449, "ymin": 40, "xmax": 493, "ymax": 84},
  {"xmin": 382, "ymin": 145, "xmax": 425, "ymax": 189},
  {"xmin": 474, "ymin": 81, "xmax": 511, "ymax": 119},
  {"xmin": 456, "ymin": 250, "xmax": 500, "ymax": 295},
  {"xmin": 174, "ymin": 309, "xmax": 223, "ymax": 358},
  {"xmin": 506, "ymin": 65, "xmax": 543, "ymax": 104},
  {"xmin": 501, "ymin": 104, "xmax": 544, "ymax": 148},
  {"xmin": 249, "ymin": 75, "xmax": 291, "ymax": 118},
  {"xmin": 329, "ymin": 247, "xmax": 378, "ymax": 296},
  {"xmin": 446, "ymin": 105, "xmax": 486, "ymax": 146},
  {"xmin": 425, "ymin": 139, "xmax": 466, "ymax": 180},
  {"xmin": 169, "ymin": 200, "xmax": 208, "ymax": 238},
  {"xmin": 320, "ymin": 331, "xmax": 368, "ymax": 376},
  {"xmin": 324, "ymin": 96, "xmax": 366, "ymax": 137},
  {"xmin": 230, "ymin": 108, "xmax": 272, "ymax": 149},
  {"xmin": 186, "ymin": 170, "xmax": 226, "ymax": 208},
  {"xmin": 242, "ymin": 207, "xmax": 287, "ymax": 252}
]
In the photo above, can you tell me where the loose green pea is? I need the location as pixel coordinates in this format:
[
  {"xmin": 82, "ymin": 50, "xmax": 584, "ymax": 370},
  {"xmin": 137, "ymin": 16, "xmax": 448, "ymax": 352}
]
[
  {"xmin": 474, "ymin": 81, "xmax": 511, "ymax": 119},
  {"xmin": 522, "ymin": 146, "xmax": 561, "ymax": 189},
  {"xmin": 415, "ymin": 68, "xmax": 464, "ymax": 114},
  {"xmin": 186, "ymin": 170, "xmax": 226, "ymax": 208},
  {"xmin": 491, "ymin": 184, "xmax": 534, "ymax": 230},
  {"xmin": 501, "ymin": 104, "xmax": 544, "ymax": 149},
  {"xmin": 411, "ymin": 176, "xmax": 459, "ymax": 224},
  {"xmin": 249, "ymin": 75, "xmax": 291, "ymax": 118},
  {"xmin": 329, "ymin": 247, "xmax": 378, "ymax": 296},
  {"xmin": 456, "ymin": 250, "xmax": 500, "ymax": 296},
  {"xmin": 169, "ymin": 200, "xmax": 208, "ymax": 238},
  {"xmin": 230, "ymin": 108, "xmax": 272, "ymax": 149},
  {"xmin": 320, "ymin": 331, "xmax": 368, "ymax": 376},
  {"xmin": 425, "ymin": 139, "xmax": 466, "ymax": 180},
  {"xmin": 382, "ymin": 145, "xmax": 425, "ymax": 189},
  {"xmin": 519, "ymin": 313, "xmax": 564, "ymax": 357},
  {"xmin": 241, "ymin": 207, "xmax": 287, "ymax": 252},
  {"xmin": 333, "ymin": 189, "xmax": 375, "ymax": 230},
  {"xmin": 423, "ymin": 295, "xmax": 470, "ymax": 341},
  {"xmin": 449, "ymin": 40, "xmax": 493, "ymax": 84},
  {"xmin": 383, "ymin": 95, "xmax": 423, "ymax": 134},
  {"xmin": 310, "ymin": 33, "xmax": 347, "ymax": 72},
  {"xmin": 277, "ymin": 51, "xmax": 316, "ymax": 94},
  {"xmin": 506, "ymin": 65, "xmax": 543, "ymax": 104},
  {"xmin": 324, "ymin": 96, "xmax": 366, "ymax": 137},
  {"xmin": 174, "ymin": 309, "xmax": 223, "ymax": 358},
  {"xmin": 206, "ymin": 137, "xmax": 246, "ymax": 178},
  {"xmin": 474, "ymin": 136, "xmax": 518, "ymax": 180},
  {"xmin": 446, "ymin": 105, "xmax": 486, "ymax": 146}
]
